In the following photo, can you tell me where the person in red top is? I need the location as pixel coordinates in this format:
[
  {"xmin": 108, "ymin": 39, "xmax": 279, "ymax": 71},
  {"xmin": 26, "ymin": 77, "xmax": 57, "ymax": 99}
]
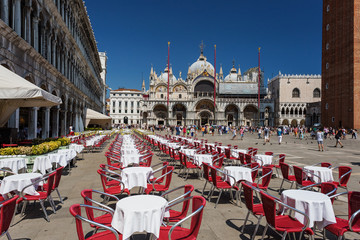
[{"xmin": 182, "ymin": 126, "xmax": 186, "ymax": 136}]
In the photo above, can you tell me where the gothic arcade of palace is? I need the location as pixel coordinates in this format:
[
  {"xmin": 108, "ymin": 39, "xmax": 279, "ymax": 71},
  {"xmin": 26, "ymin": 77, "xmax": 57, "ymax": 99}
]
[{"xmin": 141, "ymin": 50, "xmax": 274, "ymax": 127}]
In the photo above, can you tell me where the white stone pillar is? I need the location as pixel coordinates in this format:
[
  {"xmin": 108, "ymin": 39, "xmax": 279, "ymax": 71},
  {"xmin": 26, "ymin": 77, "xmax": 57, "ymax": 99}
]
[
  {"xmin": 14, "ymin": 0, "xmax": 21, "ymax": 35},
  {"xmin": 8, "ymin": 109, "xmax": 19, "ymax": 129},
  {"xmin": 1, "ymin": 0, "xmax": 9, "ymax": 25},
  {"xmin": 32, "ymin": 16, "xmax": 39, "ymax": 51},
  {"xmin": 60, "ymin": 110, "xmax": 67, "ymax": 136},
  {"xmin": 42, "ymin": 107, "xmax": 50, "ymax": 139},
  {"xmin": 25, "ymin": 4, "xmax": 31, "ymax": 42},
  {"xmin": 28, "ymin": 107, "xmax": 38, "ymax": 139},
  {"xmin": 51, "ymin": 107, "xmax": 59, "ymax": 138}
]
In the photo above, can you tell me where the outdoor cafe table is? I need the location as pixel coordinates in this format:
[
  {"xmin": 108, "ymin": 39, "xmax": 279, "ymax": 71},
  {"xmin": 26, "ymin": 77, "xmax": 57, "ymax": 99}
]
[
  {"xmin": 47, "ymin": 153, "xmax": 68, "ymax": 167},
  {"xmin": 216, "ymin": 146, "xmax": 229, "ymax": 153},
  {"xmin": 121, "ymin": 154, "xmax": 142, "ymax": 167},
  {"xmin": 254, "ymin": 154, "xmax": 273, "ymax": 166},
  {"xmin": 223, "ymin": 166, "xmax": 252, "ymax": 185},
  {"xmin": 0, "ymin": 157, "xmax": 27, "ymax": 174},
  {"xmin": 280, "ymin": 189, "xmax": 336, "ymax": 229},
  {"xmin": 231, "ymin": 149, "xmax": 248, "ymax": 158},
  {"xmin": 111, "ymin": 195, "xmax": 168, "ymax": 240},
  {"xmin": 0, "ymin": 173, "xmax": 42, "ymax": 197},
  {"xmin": 193, "ymin": 154, "xmax": 213, "ymax": 166},
  {"xmin": 303, "ymin": 166, "xmax": 334, "ymax": 184},
  {"xmin": 32, "ymin": 156, "xmax": 52, "ymax": 175},
  {"xmin": 68, "ymin": 143, "xmax": 84, "ymax": 153},
  {"xmin": 180, "ymin": 149, "xmax": 197, "ymax": 157},
  {"xmin": 121, "ymin": 148, "xmax": 139, "ymax": 155},
  {"xmin": 121, "ymin": 167, "xmax": 153, "ymax": 190}
]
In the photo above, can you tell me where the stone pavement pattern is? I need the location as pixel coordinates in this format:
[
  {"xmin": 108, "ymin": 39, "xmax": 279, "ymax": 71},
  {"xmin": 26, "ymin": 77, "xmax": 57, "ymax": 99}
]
[{"xmin": 8, "ymin": 132, "xmax": 360, "ymax": 239}]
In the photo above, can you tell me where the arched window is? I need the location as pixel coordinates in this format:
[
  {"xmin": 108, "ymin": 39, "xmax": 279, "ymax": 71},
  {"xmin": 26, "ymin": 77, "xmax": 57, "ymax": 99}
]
[
  {"xmin": 179, "ymin": 94, "xmax": 182, "ymax": 99},
  {"xmin": 290, "ymin": 108, "xmax": 294, "ymax": 115},
  {"xmin": 160, "ymin": 94, "xmax": 164, "ymax": 98},
  {"xmin": 292, "ymin": 88, "xmax": 300, "ymax": 98},
  {"xmin": 313, "ymin": 88, "xmax": 321, "ymax": 98},
  {"xmin": 281, "ymin": 108, "xmax": 285, "ymax": 115},
  {"xmin": 295, "ymin": 108, "xmax": 298, "ymax": 115}
]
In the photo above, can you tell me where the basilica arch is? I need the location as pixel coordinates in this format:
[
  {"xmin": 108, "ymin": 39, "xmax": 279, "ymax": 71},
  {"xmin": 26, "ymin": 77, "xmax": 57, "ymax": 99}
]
[
  {"xmin": 195, "ymin": 99, "xmax": 215, "ymax": 126},
  {"xmin": 224, "ymin": 104, "xmax": 239, "ymax": 126},
  {"xmin": 153, "ymin": 104, "xmax": 168, "ymax": 125},
  {"xmin": 172, "ymin": 103, "xmax": 187, "ymax": 125},
  {"xmin": 243, "ymin": 104, "xmax": 258, "ymax": 126}
]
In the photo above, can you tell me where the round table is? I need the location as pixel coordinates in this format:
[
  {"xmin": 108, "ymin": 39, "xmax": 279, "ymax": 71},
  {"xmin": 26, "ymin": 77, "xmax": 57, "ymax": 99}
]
[
  {"xmin": 254, "ymin": 154, "xmax": 273, "ymax": 166},
  {"xmin": 121, "ymin": 149, "xmax": 139, "ymax": 155},
  {"xmin": 223, "ymin": 166, "xmax": 253, "ymax": 185},
  {"xmin": 193, "ymin": 154, "xmax": 213, "ymax": 166},
  {"xmin": 231, "ymin": 149, "xmax": 248, "ymax": 158},
  {"xmin": 47, "ymin": 153, "xmax": 68, "ymax": 167},
  {"xmin": 111, "ymin": 195, "xmax": 168, "ymax": 240},
  {"xmin": 121, "ymin": 167, "xmax": 153, "ymax": 190},
  {"xmin": 33, "ymin": 156, "xmax": 52, "ymax": 175},
  {"xmin": 281, "ymin": 190, "xmax": 336, "ymax": 229},
  {"xmin": 181, "ymin": 149, "xmax": 197, "ymax": 157},
  {"xmin": 0, "ymin": 173, "xmax": 42, "ymax": 196},
  {"xmin": 69, "ymin": 144, "xmax": 84, "ymax": 153},
  {"xmin": 121, "ymin": 154, "xmax": 142, "ymax": 167},
  {"xmin": 303, "ymin": 166, "xmax": 334, "ymax": 183},
  {"xmin": 0, "ymin": 157, "xmax": 27, "ymax": 174}
]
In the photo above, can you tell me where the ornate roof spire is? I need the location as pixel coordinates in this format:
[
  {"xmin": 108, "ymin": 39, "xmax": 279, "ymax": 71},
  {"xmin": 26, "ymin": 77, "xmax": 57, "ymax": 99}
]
[
  {"xmin": 150, "ymin": 65, "xmax": 154, "ymax": 75},
  {"xmin": 219, "ymin": 65, "xmax": 223, "ymax": 75},
  {"xmin": 238, "ymin": 65, "xmax": 242, "ymax": 76}
]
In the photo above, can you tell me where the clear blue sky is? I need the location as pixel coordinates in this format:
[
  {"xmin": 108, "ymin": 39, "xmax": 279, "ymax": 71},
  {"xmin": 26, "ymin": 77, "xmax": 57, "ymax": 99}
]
[{"xmin": 84, "ymin": 0, "xmax": 322, "ymax": 91}]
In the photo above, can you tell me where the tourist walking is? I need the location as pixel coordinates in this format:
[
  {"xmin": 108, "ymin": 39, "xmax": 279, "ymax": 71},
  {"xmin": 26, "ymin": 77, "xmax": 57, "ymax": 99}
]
[
  {"xmin": 316, "ymin": 128, "xmax": 325, "ymax": 151},
  {"xmin": 334, "ymin": 128, "xmax": 344, "ymax": 148},
  {"xmin": 277, "ymin": 127, "xmax": 283, "ymax": 145},
  {"xmin": 263, "ymin": 127, "xmax": 270, "ymax": 144},
  {"xmin": 231, "ymin": 127, "xmax": 237, "ymax": 140},
  {"xmin": 258, "ymin": 127, "xmax": 262, "ymax": 139},
  {"xmin": 240, "ymin": 127, "xmax": 245, "ymax": 140}
]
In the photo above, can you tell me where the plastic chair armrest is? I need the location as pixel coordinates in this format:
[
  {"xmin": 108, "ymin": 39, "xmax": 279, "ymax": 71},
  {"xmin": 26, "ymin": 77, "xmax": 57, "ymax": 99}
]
[{"xmin": 349, "ymin": 209, "xmax": 360, "ymax": 231}]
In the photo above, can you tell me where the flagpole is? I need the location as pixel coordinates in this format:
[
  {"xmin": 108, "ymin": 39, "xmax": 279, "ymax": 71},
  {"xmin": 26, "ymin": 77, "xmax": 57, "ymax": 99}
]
[
  {"xmin": 214, "ymin": 44, "xmax": 216, "ymax": 125},
  {"xmin": 167, "ymin": 41, "xmax": 170, "ymax": 126},
  {"xmin": 258, "ymin": 47, "xmax": 261, "ymax": 126}
]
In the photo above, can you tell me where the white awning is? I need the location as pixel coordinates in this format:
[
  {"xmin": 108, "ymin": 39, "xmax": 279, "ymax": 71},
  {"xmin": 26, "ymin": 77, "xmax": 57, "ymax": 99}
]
[
  {"xmin": 85, "ymin": 108, "xmax": 112, "ymax": 129},
  {"xmin": 0, "ymin": 65, "xmax": 62, "ymax": 127}
]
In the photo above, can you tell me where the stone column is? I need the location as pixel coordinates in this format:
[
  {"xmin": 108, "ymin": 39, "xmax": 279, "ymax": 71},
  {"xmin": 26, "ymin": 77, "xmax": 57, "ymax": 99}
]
[
  {"xmin": 47, "ymin": 33, "xmax": 52, "ymax": 62},
  {"xmin": 25, "ymin": 3, "xmax": 31, "ymax": 42},
  {"xmin": 1, "ymin": 0, "xmax": 9, "ymax": 25},
  {"xmin": 28, "ymin": 107, "xmax": 38, "ymax": 139},
  {"xmin": 51, "ymin": 107, "xmax": 59, "ymax": 138},
  {"xmin": 52, "ymin": 39, "xmax": 56, "ymax": 66},
  {"xmin": 32, "ymin": 16, "xmax": 39, "ymax": 51},
  {"xmin": 60, "ymin": 110, "xmax": 67, "ymax": 136},
  {"xmin": 8, "ymin": 109, "xmax": 19, "ymax": 129},
  {"xmin": 41, "ymin": 107, "xmax": 50, "ymax": 139},
  {"xmin": 14, "ymin": 0, "xmax": 21, "ymax": 35}
]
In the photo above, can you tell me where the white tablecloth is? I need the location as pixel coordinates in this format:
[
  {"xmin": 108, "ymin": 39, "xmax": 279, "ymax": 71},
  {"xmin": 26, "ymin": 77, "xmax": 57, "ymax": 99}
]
[
  {"xmin": 254, "ymin": 154, "xmax": 273, "ymax": 166},
  {"xmin": 193, "ymin": 154, "xmax": 213, "ymax": 166},
  {"xmin": 303, "ymin": 166, "xmax": 334, "ymax": 183},
  {"xmin": 0, "ymin": 158, "xmax": 27, "ymax": 174},
  {"xmin": 47, "ymin": 153, "xmax": 68, "ymax": 167},
  {"xmin": 0, "ymin": 173, "xmax": 42, "ymax": 196},
  {"xmin": 68, "ymin": 144, "xmax": 84, "ymax": 153},
  {"xmin": 33, "ymin": 156, "xmax": 52, "ymax": 175},
  {"xmin": 181, "ymin": 149, "xmax": 197, "ymax": 157},
  {"xmin": 57, "ymin": 149, "xmax": 77, "ymax": 161},
  {"xmin": 121, "ymin": 149, "xmax": 139, "ymax": 155},
  {"xmin": 281, "ymin": 190, "xmax": 336, "ymax": 229},
  {"xmin": 231, "ymin": 149, "xmax": 247, "ymax": 158},
  {"xmin": 121, "ymin": 154, "xmax": 142, "ymax": 167},
  {"xmin": 111, "ymin": 195, "xmax": 168, "ymax": 240},
  {"xmin": 121, "ymin": 167, "xmax": 153, "ymax": 190},
  {"xmin": 223, "ymin": 166, "xmax": 252, "ymax": 185}
]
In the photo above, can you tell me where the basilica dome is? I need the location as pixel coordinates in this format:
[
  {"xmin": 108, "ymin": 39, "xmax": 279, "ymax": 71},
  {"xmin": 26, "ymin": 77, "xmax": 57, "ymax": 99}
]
[
  {"xmin": 189, "ymin": 53, "xmax": 214, "ymax": 75},
  {"xmin": 224, "ymin": 67, "xmax": 238, "ymax": 82},
  {"xmin": 158, "ymin": 66, "xmax": 177, "ymax": 82}
]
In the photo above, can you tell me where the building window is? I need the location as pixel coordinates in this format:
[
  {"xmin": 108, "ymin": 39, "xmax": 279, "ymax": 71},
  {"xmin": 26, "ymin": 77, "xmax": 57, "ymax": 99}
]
[
  {"xmin": 161, "ymin": 94, "xmax": 164, "ymax": 98},
  {"xmin": 332, "ymin": 117, "xmax": 335, "ymax": 122},
  {"xmin": 137, "ymin": 110, "xmax": 139, "ymax": 113},
  {"xmin": 292, "ymin": 88, "xmax": 300, "ymax": 98},
  {"xmin": 131, "ymin": 94, "xmax": 134, "ymax": 96},
  {"xmin": 313, "ymin": 88, "xmax": 321, "ymax": 98},
  {"xmin": 326, "ymin": 63, "xmax": 329, "ymax": 69},
  {"xmin": 326, "ymin": 83, "xmax": 329, "ymax": 89},
  {"xmin": 325, "ymin": 103, "xmax": 328, "ymax": 110},
  {"xmin": 326, "ymin": 24, "xmax": 330, "ymax": 31},
  {"xmin": 125, "ymin": 101, "xmax": 128, "ymax": 108},
  {"xmin": 119, "ymin": 109, "xmax": 121, "ymax": 113},
  {"xmin": 112, "ymin": 101, "xmax": 115, "ymax": 107},
  {"xmin": 326, "ymin": 43, "xmax": 329, "ymax": 50},
  {"xmin": 179, "ymin": 94, "xmax": 182, "ymax": 99},
  {"xmin": 131, "ymin": 101, "xmax": 134, "ymax": 108},
  {"xmin": 125, "ymin": 110, "xmax": 127, "ymax": 113},
  {"xmin": 137, "ymin": 102, "xmax": 140, "ymax": 108},
  {"xmin": 112, "ymin": 110, "xmax": 115, "ymax": 113},
  {"xmin": 327, "ymin": 4, "xmax": 330, "ymax": 12}
]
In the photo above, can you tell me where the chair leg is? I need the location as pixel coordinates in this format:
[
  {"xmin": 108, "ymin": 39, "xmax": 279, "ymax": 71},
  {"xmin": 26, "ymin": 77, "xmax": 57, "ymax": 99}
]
[
  {"xmin": 21, "ymin": 200, "xmax": 28, "ymax": 216},
  {"xmin": 261, "ymin": 224, "xmax": 268, "ymax": 240},
  {"xmin": 48, "ymin": 195, "xmax": 56, "ymax": 213},
  {"xmin": 251, "ymin": 215, "xmax": 262, "ymax": 240},
  {"xmin": 215, "ymin": 189, "xmax": 223, "ymax": 208},
  {"xmin": 279, "ymin": 179, "xmax": 285, "ymax": 192},
  {"xmin": 323, "ymin": 228, "xmax": 326, "ymax": 240},
  {"xmin": 5, "ymin": 231, "xmax": 12, "ymax": 240},
  {"xmin": 281, "ymin": 232, "xmax": 287, "ymax": 240},
  {"xmin": 209, "ymin": 186, "xmax": 215, "ymax": 200},
  {"xmin": 55, "ymin": 188, "xmax": 64, "ymax": 203},
  {"xmin": 39, "ymin": 200, "xmax": 50, "ymax": 222},
  {"xmin": 241, "ymin": 211, "xmax": 250, "ymax": 233},
  {"xmin": 202, "ymin": 181, "xmax": 208, "ymax": 195}
]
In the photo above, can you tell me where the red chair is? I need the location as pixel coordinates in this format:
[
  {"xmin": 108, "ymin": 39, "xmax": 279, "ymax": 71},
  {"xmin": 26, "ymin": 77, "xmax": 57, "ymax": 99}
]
[
  {"xmin": 260, "ymin": 191, "xmax": 314, "ymax": 240},
  {"xmin": 42, "ymin": 166, "xmax": 65, "ymax": 204},
  {"xmin": 145, "ymin": 166, "xmax": 174, "ymax": 195},
  {"xmin": 299, "ymin": 182, "xmax": 337, "ymax": 203},
  {"xmin": 293, "ymin": 166, "xmax": 316, "ymax": 189},
  {"xmin": 331, "ymin": 166, "xmax": 352, "ymax": 191},
  {"xmin": 251, "ymin": 148, "xmax": 258, "ymax": 156},
  {"xmin": 97, "ymin": 169, "xmax": 130, "ymax": 197},
  {"xmin": 69, "ymin": 204, "xmax": 122, "ymax": 240},
  {"xmin": 179, "ymin": 152, "xmax": 200, "ymax": 180},
  {"xmin": 273, "ymin": 154, "xmax": 286, "ymax": 176},
  {"xmin": 0, "ymin": 195, "xmax": 18, "ymax": 240},
  {"xmin": 81, "ymin": 189, "xmax": 119, "ymax": 229},
  {"xmin": 224, "ymin": 148, "xmax": 238, "ymax": 164},
  {"xmin": 212, "ymin": 153, "xmax": 225, "ymax": 169},
  {"xmin": 251, "ymin": 166, "xmax": 272, "ymax": 191},
  {"xmin": 158, "ymin": 196, "xmax": 206, "ymax": 240},
  {"xmin": 312, "ymin": 162, "xmax": 332, "ymax": 168},
  {"xmin": 241, "ymin": 182, "xmax": 264, "ymax": 240},
  {"xmin": 324, "ymin": 191, "xmax": 360, "ymax": 240},
  {"xmin": 279, "ymin": 162, "xmax": 296, "ymax": 192},
  {"xmin": 99, "ymin": 165, "xmax": 123, "ymax": 187},
  {"xmin": 149, "ymin": 162, "xmax": 169, "ymax": 184},
  {"xmin": 264, "ymin": 152, "xmax": 273, "ymax": 156},
  {"xmin": 139, "ymin": 152, "xmax": 153, "ymax": 167},
  {"xmin": 20, "ymin": 172, "xmax": 56, "ymax": 221},
  {"xmin": 244, "ymin": 154, "xmax": 253, "ymax": 165},
  {"xmin": 208, "ymin": 165, "xmax": 238, "ymax": 208},
  {"xmin": 161, "ymin": 185, "xmax": 194, "ymax": 223}
]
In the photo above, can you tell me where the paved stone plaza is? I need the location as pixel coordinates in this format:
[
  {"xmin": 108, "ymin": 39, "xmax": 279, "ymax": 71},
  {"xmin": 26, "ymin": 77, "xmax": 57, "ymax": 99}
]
[{"xmin": 8, "ymin": 131, "xmax": 359, "ymax": 240}]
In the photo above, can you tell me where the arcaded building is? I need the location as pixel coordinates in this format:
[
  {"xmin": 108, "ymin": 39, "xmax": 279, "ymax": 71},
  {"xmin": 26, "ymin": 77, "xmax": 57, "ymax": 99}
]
[
  {"xmin": 141, "ymin": 49, "xmax": 273, "ymax": 127},
  {"xmin": 0, "ymin": 0, "xmax": 105, "ymax": 138},
  {"xmin": 322, "ymin": 0, "xmax": 360, "ymax": 129},
  {"xmin": 268, "ymin": 73, "xmax": 321, "ymax": 127}
]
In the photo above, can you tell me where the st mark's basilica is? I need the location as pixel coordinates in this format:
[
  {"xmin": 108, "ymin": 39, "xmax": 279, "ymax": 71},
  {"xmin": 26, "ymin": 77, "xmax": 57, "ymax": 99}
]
[{"xmin": 140, "ymin": 47, "xmax": 274, "ymax": 127}]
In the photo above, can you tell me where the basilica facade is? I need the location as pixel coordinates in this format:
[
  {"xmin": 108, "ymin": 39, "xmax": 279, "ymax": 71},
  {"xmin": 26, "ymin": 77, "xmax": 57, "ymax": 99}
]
[{"xmin": 141, "ymin": 50, "xmax": 274, "ymax": 127}]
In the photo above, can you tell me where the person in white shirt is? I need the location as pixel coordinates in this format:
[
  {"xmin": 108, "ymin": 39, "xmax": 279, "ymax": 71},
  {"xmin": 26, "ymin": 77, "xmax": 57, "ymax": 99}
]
[{"xmin": 316, "ymin": 128, "xmax": 325, "ymax": 151}]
